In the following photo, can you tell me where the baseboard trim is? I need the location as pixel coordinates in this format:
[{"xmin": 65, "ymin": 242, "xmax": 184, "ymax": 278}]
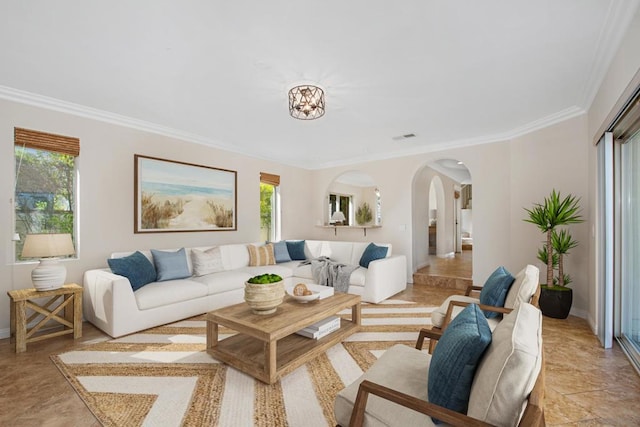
[{"xmin": 0, "ymin": 327, "xmax": 9, "ymax": 340}]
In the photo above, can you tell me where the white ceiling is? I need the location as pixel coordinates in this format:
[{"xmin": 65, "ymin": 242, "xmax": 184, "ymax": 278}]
[{"xmin": 1, "ymin": 1, "xmax": 637, "ymax": 169}]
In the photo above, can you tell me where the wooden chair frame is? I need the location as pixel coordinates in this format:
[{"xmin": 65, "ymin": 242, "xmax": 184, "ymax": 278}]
[
  {"xmin": 346, "ymin": 304, "xmax": 546, "ymax": 427},
  {"xmin": 420, "ymin": 284, "xmax": 541, "ymax": 353},
  {"xmin": 347, "ymin": 356, "xmax": 545, "ymax": 426}
]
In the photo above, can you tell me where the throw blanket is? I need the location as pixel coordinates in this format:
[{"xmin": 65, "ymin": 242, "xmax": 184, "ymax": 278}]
[{"xmin": 301, "ymin": 257, "xmax": 358, "ymax": 293}]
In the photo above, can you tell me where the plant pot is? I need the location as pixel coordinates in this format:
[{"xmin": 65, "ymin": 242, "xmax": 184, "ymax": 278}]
[
  {"xmin": 538, "ymin": 286, "xmax": 573, "ymax": 319},
  {"xmin": 244, "ymin": 280, "xmax": 285, "ymax": 315}
]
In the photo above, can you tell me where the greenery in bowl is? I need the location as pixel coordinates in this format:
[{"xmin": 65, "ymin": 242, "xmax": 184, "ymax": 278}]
[
  {"xmin": 247, "ymin": 273, "xmax": 283, "ymax": 284},
  {"xmin": 523, "ymin": 189, "xmax": 583, "ymax": 289}
]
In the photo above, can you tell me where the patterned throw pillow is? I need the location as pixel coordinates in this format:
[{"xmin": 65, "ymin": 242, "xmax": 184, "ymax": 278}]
[
  {"xmin": 190, "ymin": 247, "xmax": 224, "ymax": 276},
  {"xmin": 150, "ymin": 248, "xmax": 191, "ymax": 281},
  {"xmin": 107, "ymin": 251, "xmax": 157, "ymax": 291},
  {"xmin": 247, "ymin": 244, "xmax": 276, "ymax": 266}
]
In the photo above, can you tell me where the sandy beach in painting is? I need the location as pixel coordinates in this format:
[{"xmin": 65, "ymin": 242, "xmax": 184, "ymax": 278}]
[{"xmin": 141, "ymin": 192, "xmax": 234, "ymax": 230}]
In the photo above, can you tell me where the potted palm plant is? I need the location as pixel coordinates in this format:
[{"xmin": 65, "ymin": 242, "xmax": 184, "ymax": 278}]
[{"xmin": 524, "ymin": 189, "xmax": 583, "ymax": 318}]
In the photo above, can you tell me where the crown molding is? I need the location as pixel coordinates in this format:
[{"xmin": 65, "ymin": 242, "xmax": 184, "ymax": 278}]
[
  {"xmin": 0, "ymin": 85, "xmax": 244, "ymax": 151},
  {"xmin": 312, "ymin": 106, "xmax": 586, "ymax": 169},
  {"xmin": 579, "ymin": 0, "xmax": 640, "ymax": 110},
  {"xmin": 0, "ymin": 85, "xmax": 586, "ymax": 171}
]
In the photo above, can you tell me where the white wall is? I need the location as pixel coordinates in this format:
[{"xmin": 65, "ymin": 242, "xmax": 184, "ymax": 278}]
[
  {"xmin": 0, "ymin": 99, "xmax": 313, "ymax": 336},
  {"xmin": 508, "ymin": 115, "xmax": 590, "ymax": 318}
]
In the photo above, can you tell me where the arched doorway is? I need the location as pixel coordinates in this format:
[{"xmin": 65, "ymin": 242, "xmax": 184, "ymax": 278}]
[{"xmin": 411, "ymin": 159, "xmax": 473, "ymax": 286}]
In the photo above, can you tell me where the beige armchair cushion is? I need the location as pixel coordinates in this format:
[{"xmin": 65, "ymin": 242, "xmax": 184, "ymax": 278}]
[
  {"xmin": 431, "ymin": 295, "xmax": 480, "ymax": 328},
  {"xmin": 504, "ymin": 264, "xmax": 539, "ymax": 310},
  {"xmin": 467, "ymin": 302, "xmax": 543, "ymax": 426},
  {"xmin": 334, "ymin": 344, "xmax": 434, "ymax": 427}
]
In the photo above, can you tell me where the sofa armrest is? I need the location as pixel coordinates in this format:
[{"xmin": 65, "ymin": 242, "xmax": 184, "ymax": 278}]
[
  {"xmin": 361, "ymin": 255, "xmax": 407, "ymax": 303},
  {"xmin": 83, "ymin": 268, "xmax": 138, "ymax": 337},
  {"xmin": 348, "ymin": 380, "xmax": 493, "ymax": 427}
]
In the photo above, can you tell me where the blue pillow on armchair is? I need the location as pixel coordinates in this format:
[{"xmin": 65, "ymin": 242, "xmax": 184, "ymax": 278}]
[
  {"xmin": 428, "ymin": 303, "xmax": 492, "ymax": 421},
  {"xmin": 107, "ymin": 251, "xmax": 157, "ymax": 291},
  {"xmin": 479, "ymin": 266, "xmax": 515, "ymax": 318}
]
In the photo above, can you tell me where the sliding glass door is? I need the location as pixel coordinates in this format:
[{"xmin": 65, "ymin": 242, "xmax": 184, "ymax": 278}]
[{"xmin": 620, "ymin": 129, "xmax": 640, "ymax": 368}]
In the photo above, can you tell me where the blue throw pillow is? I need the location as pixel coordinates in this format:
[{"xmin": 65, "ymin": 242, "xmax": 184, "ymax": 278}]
[
  {"xmin": 359, "ymin": 243, "xmax": 388, "ymax": 268},
  {"xmin": 479, "ymin": 266, "xmax": 515, "ymax": 318},
  {"xmin": 428, "ymin": 304, "xmax": 492, "ymax": 421},
  {"xmin": 273, "ymin": 241, "xmax": 292, "ymax": 263},
  {"xmin": 107, "ymin": 251, "xmax": 157, "ymax": 291},
  {"xmin": 151, "ymin": 248, "xmax": 191, "ymax": 281},
  {"xmin": 286, "ymin": 240, "xmax": 306, "ymax": 261}
]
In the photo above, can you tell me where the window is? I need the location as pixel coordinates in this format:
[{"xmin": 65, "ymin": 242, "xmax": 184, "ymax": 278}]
[
  {"xmin": 260, "ymin": 172, "xmax": 280, "ymax": 242},
  {"xmin": 14, "ymin": 128, "xmax": 79, "ymax": 261},
  {"xmin": 328, "ymin": 193, "xmax": 352, "ymax": 225}
]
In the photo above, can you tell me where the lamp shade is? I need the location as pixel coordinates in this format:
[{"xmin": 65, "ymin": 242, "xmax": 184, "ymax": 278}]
[
  {"xmin": 22, "ymin": 233, "xmax": 75, "ymax": 258},
  {"xmin": 22, "ymin": 234, "xmax": 75, "ymax": 291},
  {"xmin": 331, "ymin": 211, "xmax": 346, "ymax": 223}
]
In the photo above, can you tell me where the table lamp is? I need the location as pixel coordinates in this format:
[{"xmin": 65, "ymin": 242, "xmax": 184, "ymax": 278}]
[
  {"xmin": 21, "ymin": 233, "xmax": 75, "ymax": 291},
  {"xmin": 331, "ymin": 211, "xmax": 346, "ymax": 225}
]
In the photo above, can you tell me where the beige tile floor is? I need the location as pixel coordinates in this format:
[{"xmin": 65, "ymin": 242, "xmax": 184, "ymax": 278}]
[{"xmin": 1, "ymin": 277, "xmax": 639, "ymax": 425}]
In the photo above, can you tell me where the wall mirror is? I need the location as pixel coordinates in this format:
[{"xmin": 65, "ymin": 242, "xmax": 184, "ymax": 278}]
[{"xmin": 326, "ymin": 171, "xmax": 381, "ymax": 227}]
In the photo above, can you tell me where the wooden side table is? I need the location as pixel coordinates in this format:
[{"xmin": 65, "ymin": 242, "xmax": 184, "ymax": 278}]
[{"xmin": 8, "ymin": 283, "xmax": 83, "ymax": 353}]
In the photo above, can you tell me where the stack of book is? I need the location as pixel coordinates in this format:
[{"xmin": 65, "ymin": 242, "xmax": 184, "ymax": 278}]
[{"xmin": 295, "ymin": 315, "xmax": 341, "ymax": 339}]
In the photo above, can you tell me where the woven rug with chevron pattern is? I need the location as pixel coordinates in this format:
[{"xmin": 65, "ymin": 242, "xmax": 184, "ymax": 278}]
[{"xmin": 51, "ymin": 300, "xmax": 436, "ymax": 427}]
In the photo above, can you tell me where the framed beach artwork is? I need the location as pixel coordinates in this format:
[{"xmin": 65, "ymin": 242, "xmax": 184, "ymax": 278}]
[{"xmin": 134, "ymin": 155, "xmax": 237, "ymax": 233}]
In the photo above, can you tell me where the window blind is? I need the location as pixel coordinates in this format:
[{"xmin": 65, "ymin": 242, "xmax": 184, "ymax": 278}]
[
  {"xmin": 14, "ymin": 127, "xmax": 80, "ymax": 156},
  {"xmin": 260, "ymin": 172, "xmax": 280, "ymax": 186}
]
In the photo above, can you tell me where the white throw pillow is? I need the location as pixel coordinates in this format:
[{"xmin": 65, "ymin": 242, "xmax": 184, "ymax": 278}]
[
  {"xmin": 504, "ymin": 264, "xmax": 539, "ymax": 309},
  {"xmin": 467, "ymin": 303, "xmax": 543, "ymax": 427},
  {"xmin": 190, "ymin": 247, "xmax": 224, "ymax": 276}
]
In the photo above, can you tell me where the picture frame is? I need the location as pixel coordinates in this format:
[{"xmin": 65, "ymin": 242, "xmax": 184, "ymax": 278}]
[{"xmin": 134, "ymin": 155, "xmax": 237, "ymax": 233}]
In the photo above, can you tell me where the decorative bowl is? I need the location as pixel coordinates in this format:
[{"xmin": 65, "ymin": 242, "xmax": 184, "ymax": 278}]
[
  {"xmin": 244, "ymin": 280, "xmax": 285, "ymax": 314},
  {"xmin": 287, "ymin": 289, "xmax": 320, "ymax": 303}
]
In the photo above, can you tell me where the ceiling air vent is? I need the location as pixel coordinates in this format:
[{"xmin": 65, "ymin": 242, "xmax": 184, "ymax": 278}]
[{"xmin": 392, "ymin": 133, "xmax": 416, "ymax": 141}]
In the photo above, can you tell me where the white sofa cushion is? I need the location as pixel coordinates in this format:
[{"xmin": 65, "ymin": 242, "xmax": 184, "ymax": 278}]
[
  {"xmin": 191, "ymin": 271, "xmax": 250, "ymax": 295},
  {"xmin": 467, "ymin": 303, "xmax": 543, "ymax": 427},
  {"xmin": 349, "ymin": 267, "xmax": 366, "ymax": 286},
  {"xmin": 134, "ymin": 279, "xmax": 208, "ymax": 310},
  {"xmin": 504, "ymin": 264, "xmax": 540, "ymax": 310},
  {"xmin": 323, "ymin": 241, "xmax": 354, "ymax": 264},
  {"xmin": 241, "ymin": 264, "xmax": 296, "ymax": 279},
  {"xmin": 219, "ymin": 243, "xmax": 252, "ymax": 271}
]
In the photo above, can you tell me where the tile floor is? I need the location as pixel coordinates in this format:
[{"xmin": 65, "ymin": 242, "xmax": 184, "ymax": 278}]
[{"xmin": 1, "ymin": 264, "xmax": 639, "ymax": 425}]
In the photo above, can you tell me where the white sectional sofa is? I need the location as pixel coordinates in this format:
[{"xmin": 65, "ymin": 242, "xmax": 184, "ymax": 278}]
[{"xmin": 83, "ymin": 240, "xmax": 407, "ymax": 337}]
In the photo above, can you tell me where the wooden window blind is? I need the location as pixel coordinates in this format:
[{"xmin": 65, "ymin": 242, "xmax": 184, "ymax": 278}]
[
  {"xmin": 14, "ymin": 127, "xmax": 80, "ymax": 157},
  {"xmin": 260, "ymin": 172, "xmax": 280, "ymax": 186}
]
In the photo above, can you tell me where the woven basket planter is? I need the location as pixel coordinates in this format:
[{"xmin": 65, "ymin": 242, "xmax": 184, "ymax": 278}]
[{"xmin": 244, "ymin": 280, "xmax": 285, "ymax": 315}]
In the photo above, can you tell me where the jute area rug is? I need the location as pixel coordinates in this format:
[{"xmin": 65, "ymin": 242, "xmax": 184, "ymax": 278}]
[{"xmin": 52, "ymin": 300, "xmax": 436, "ymax": 427}]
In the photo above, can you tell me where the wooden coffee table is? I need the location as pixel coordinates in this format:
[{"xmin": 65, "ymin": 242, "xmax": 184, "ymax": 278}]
[{"xmin": 206, "ymin": 293, "xmax": 361, "ymax": 384}]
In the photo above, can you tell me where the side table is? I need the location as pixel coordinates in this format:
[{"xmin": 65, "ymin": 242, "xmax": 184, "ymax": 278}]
[{"xmin": 8, "ymin": 283, "xmax": 83, "ymax": 353}]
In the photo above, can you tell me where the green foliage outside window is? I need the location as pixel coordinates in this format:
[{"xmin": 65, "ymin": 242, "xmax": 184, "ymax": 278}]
[
  {"xmin": 260, "ymin": 182, "xmax": 274, "ymax": 241},
  {"xmin": 14, "ymin": 147, "xmax": 75, "ymax": 260}
]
